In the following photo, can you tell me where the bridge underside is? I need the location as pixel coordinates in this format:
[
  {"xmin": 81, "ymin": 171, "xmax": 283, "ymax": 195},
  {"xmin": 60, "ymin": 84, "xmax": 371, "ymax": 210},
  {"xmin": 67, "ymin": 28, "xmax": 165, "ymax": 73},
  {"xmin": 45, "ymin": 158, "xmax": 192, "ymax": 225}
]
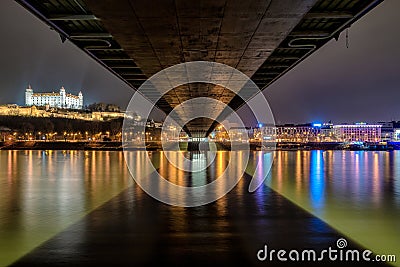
[{"xmin": 16, "ymin": 0, "xmax": 382, "ymax": 135}]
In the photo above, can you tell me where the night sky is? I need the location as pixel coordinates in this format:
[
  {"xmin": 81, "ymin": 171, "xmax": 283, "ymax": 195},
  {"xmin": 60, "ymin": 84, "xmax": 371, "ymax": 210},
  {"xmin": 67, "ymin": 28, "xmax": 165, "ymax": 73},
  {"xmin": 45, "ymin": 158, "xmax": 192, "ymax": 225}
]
[{"xmin": 0, "ymin": 0, "xmax": 399, "ymax": 124}]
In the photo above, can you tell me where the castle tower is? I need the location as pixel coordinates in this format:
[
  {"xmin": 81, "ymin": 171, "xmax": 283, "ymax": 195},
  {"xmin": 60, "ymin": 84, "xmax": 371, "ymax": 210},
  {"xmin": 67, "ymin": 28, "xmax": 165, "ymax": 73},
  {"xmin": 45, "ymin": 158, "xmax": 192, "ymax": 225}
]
[
  {"xmin": 78, "ymin": 91, "xmax": 83, "ymax": 109},
  {"xmin": 60, "ymin": 86, "xmax": 66, "ymax": 108},
  {"xmin": 25, "ymin": 84, "xmax": 33, "ymax": 106}
]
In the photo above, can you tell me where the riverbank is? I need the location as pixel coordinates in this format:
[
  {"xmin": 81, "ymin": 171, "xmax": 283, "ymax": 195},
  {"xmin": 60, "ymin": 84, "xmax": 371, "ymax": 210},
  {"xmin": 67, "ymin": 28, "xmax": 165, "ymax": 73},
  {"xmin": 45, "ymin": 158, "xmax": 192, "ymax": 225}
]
[
  {"xmin": 0, "ymin": 141, "xmax": 398, "ymax": 151},
  {"xmin": 0, "ymin": 141, "xmax": 123, "ymax": 151}
]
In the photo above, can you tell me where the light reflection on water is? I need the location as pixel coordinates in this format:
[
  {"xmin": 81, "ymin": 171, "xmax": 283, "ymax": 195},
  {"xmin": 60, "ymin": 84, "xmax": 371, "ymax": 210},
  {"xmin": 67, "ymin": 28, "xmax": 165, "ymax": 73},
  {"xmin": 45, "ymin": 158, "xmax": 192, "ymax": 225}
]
[
  {"xmin": 263, "ymin": 150, "xmax": 400, "ymax": 264},
  {"xmin": 0, "ymin": 150, "xmax": 132, "ymax": 266},
  {"xmin": 0, "ymin": 150, "xmax": 399, "ymax": 266}
]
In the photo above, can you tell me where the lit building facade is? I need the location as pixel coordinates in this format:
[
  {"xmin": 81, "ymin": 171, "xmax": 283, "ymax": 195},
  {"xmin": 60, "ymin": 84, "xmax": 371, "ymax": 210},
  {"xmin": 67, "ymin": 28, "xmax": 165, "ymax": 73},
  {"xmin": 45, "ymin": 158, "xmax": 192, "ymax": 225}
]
[
  {"xmin": 333, "ymin": 123, "xmax": 381, "ymax": 142},
  {"xmin": 275, "ymin": 123, "xmax": 321, "ymax": 142},
  {"xmin": 249, "ymin": 122, "xmax": 387, "ymax": 143},
  {"xmin": 25, "ymin": 85, "xmax": 83, "ymax": 109},
  {"xmin": 228, "ymin": 127, "xmax": 252, "ymax": 141},
  {"xmin": 393, "ymin": 129, "xmax": 400, "ymax": 141},
  {"xmin": 379, "ymin": 121, "xmax": 394, "ymax": 141},
  {"xmin": 254, "ymin": 124, "xmax": 276, "ymax": 141}
]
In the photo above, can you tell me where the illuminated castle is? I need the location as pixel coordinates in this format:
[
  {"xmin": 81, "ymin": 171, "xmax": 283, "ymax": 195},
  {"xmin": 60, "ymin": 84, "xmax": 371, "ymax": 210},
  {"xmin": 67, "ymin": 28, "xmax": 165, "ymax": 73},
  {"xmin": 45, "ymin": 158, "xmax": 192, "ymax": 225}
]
[{"xmin": 25, "ymin": 85, "xmax": 83, "ymax": 109}]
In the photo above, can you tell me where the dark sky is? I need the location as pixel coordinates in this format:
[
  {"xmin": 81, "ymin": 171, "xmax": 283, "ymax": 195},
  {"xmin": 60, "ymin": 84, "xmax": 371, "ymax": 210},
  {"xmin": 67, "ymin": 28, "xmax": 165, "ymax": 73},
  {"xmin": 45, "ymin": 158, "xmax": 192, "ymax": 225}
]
[{"xmin": 0, "ymin": 0, "xmax": 399, "ymax": 124}]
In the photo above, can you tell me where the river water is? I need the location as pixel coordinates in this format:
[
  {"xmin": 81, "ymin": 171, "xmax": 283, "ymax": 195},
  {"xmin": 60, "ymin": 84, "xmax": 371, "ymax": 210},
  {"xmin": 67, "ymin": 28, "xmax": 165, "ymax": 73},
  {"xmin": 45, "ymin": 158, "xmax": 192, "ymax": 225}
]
[{"xmin": 0, "ymin": 150, "xmax": 398, "ymax": 266}]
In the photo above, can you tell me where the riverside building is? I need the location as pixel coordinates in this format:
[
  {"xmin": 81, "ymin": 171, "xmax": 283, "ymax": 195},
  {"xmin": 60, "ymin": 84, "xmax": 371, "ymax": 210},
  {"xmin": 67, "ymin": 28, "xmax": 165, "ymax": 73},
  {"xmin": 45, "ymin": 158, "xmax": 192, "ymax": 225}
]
[{"xmin": 333, "ymin": 123, "xmax": 381, "ymax": 142}]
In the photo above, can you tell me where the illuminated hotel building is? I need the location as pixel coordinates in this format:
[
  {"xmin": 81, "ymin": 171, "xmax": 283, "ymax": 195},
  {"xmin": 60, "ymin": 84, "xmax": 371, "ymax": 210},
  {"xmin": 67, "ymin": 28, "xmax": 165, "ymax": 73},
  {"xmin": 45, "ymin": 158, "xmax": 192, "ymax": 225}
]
[
  {"xmin": 25, "ymin": 85, "xmax": 83, "ymax": 109},
  {"xmin": 256, "ymin": 122, "xmax": 383, "ymax": 143},
  {"xmin": 333, "ymin": 123, "xmax": 381, "ymax": 142}
]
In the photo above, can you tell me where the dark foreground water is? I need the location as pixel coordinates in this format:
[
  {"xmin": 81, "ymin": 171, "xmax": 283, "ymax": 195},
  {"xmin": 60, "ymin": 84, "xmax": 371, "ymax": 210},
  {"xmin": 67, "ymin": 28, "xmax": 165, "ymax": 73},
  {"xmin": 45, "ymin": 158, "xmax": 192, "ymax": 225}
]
[{"xmin": 0, "ymin": 150, "xmax": 399, "ymax": 266}]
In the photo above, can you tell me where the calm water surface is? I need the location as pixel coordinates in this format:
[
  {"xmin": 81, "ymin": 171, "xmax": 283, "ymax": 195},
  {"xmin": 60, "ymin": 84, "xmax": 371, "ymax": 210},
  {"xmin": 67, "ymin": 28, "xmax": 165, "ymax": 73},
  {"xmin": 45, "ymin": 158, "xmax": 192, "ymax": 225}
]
[{"xmin": 0, "ymin": 150, "xmax": 399, "ymax": 266}]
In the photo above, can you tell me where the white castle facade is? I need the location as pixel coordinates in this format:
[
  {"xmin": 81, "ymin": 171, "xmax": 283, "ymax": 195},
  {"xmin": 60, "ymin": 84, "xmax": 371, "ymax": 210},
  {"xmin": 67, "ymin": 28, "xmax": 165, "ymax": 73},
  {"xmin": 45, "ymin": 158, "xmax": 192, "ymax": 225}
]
[{"xmin": 25, "ymin": 85, "xmax": 83, "ymax": 109}]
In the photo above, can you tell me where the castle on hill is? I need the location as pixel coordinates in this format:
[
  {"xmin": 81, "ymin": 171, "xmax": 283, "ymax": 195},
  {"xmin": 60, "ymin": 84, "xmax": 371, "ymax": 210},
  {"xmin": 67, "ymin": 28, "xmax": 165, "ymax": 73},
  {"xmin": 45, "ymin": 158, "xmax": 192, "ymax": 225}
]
[{"xmin": 25, "ymin": 85, "xmax": 83, "ymax": 109}]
